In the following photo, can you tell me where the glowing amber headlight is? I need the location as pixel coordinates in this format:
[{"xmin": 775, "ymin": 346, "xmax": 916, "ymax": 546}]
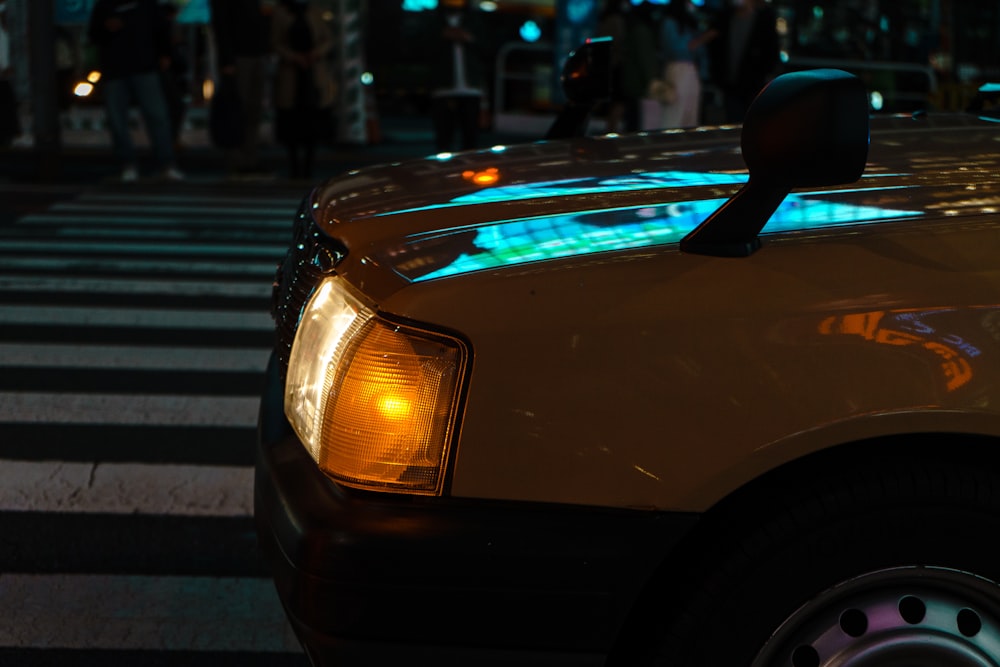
[{"xmin": 284, "ymin": 277, "xmax": 466, "ymax": 495}]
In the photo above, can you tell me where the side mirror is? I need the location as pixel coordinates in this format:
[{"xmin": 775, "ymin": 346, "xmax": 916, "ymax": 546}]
[
  {"xmin": 966, "ymin": 82, "xmax": 1000, "ymax": 119},
  {"xmin": 545, "ymin": 37, "xmax": 613, "ymax": 140},
  {"xmin": 680, "ymin": 69, "xmax": 870, "ymax": 257}
]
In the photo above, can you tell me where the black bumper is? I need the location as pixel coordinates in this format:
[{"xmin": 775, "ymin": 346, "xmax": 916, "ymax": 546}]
[{"xmin": 255, "ymin": 353, "xmax": 697, "ymax": 666}]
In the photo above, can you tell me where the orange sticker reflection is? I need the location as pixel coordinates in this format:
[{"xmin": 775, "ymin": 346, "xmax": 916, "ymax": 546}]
[{"xmin": 820, "ymin": 310, "xmax": 976, "ymax": 391}]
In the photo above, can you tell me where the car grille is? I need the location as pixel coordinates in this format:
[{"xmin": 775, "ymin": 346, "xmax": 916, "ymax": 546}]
[{"xmin": 271, "ymin": 199, "xmax": 343, "ymax": 379}]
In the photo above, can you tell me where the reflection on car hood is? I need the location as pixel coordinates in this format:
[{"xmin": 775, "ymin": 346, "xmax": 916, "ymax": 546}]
[
  {"xmin": 315, "ymin": 127, "xmax": 749, "ymax": 225},
  {"xmin": 312, "ymin": 114, "xmax": 1000, "ymax": 286}
]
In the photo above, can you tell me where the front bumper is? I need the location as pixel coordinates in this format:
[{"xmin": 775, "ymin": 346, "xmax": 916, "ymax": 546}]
[{"xmin": 255, "ymin": 353, "xmax": 697, "ymax": 666}]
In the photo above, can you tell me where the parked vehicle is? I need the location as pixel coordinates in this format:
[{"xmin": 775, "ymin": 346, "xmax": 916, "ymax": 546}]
[{"xmin": 255, "ymin": 41, "xmax": 1000, "ymax": 666}]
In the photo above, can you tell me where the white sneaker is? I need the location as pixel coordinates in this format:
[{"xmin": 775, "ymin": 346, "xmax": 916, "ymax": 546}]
[
  {"xmin": 121, "ymin": 166, "xmax": 139, "ymax": 182},
  {"xmin": 162, "ymin": 167, "xmax": 185, "ymax": 182}
]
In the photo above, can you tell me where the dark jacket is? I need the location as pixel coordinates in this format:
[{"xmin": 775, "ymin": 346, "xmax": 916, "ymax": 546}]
[
  {"xmin": 209, "ymin": 0, "xmax": 270, "ymax": 68},
  {"xmin": 426, "ymin": 7, "xmax": 489, "ymax": 94},
  {"xmin": 620, "ymin": 11, "xmax": 658, "ymax": 99},
  {"xmin": 87, "ymin": 0, "xmax": 170, "ymax": 79},
  {"xmin": 708, "ymin": 5, "xmax": 780, "ymax": 99}
]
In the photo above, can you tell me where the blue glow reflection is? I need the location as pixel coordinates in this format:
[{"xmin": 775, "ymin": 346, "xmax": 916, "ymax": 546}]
[
  {"xmin": 406, "ymin": 195, "xmax": 923, "ymax": 282},
  {"xmin": 382, "ymin": 170, "xmax": 908, "ymax": 217},
  {"xmin": 379, "ymin": 171, "xmax": 751, "ymax": 217},
  {"xmin": 451, "ymin": 170, "xmax": 750, "ymax": 201}
]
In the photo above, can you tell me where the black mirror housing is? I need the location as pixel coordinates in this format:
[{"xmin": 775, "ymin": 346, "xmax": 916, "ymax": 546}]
[
  {"xmin": 742, "ymin": 68, "xmax": 870, "ymax": 188},
  {"xmin": 681, "ymin": 69, "xmax": 870, "ymax": 257},
  {"xmin": 546, "ymin": 37, "xmax": 613, "ymax": 140},
  {"xmin": 561, "ymin": 37, "xmax": 612, "ymax": 106}
]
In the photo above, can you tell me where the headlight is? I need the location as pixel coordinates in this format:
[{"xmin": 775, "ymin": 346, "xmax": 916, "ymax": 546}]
[{"xmin": 284, "ymin": 277, "xmax": 466, "ymax": 495}]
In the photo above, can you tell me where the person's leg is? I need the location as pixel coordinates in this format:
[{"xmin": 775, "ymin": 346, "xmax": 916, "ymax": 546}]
[
  {"xmin": 661, "ymin": 66, "xmax": 683, "ymax": 130},
  {"xmin": 431, "ymin": 97, "xmax": 454, "ymax": 153},
  {"xmin": 623, "ymin": 97, "xmax": 640, "ymax": 133},
  {"xmin": 235, "ymin": 55, "xmax": 266, "ymax": 170},
  {"xmin": 287, "ymin": 144, "xmax": 300, "ymax": 178},
  {"xmin": 683, "ymin": 69, "xmax": 702, "ymax": 127},
  {"xmin": 102, "ymin": 77, "xmax": 136, "ymax": 169},
  {"xmin": 159, "ymin": 69, "xmax": 184, "ymax": 147},
  {"xmin": 640, "ymin": 97, "xmax": 663, "ymax": 131},
  {"xmin": 662, "ymin": 62, "xmax": 701, "ymax": 128},
  {"xmin": 457, "ymin": 95, "xmax": 480, "ymax": 151},
  {"xmin": 132, "ymin": 71, "xmax": 177, "ymax": 171},
  {"xmin": 301, "ymin": 143, "xmax": 314, "ymax": 179},
  {"xmin": 724, "ymin": 90, "xmax": 749, "ymax": 124}
]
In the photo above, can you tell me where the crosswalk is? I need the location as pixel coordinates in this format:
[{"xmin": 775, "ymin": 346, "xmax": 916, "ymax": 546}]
[{"xmin": 0, "ymin": 182, "xmax": 311, "ymax": 665}]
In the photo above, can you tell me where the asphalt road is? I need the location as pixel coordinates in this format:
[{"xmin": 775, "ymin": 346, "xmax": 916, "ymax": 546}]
[{"xmin": 0, "ymin": 178, "xmax": 311, "ymax": 665}]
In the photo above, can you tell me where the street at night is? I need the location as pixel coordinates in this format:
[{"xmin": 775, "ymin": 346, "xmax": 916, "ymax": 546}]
[
  {"xmin": 6, "ymin": 0, "xmax": 1000, "ymax": 664},
  {"xmin": 0, "ymin": 176, "xmax": 311, "ymax": 665}
]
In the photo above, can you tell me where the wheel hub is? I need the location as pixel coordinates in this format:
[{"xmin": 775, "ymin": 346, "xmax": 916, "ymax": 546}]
[{"xmin": 753, "ymin": 567, "xmax": 1000, "ymax": 667}]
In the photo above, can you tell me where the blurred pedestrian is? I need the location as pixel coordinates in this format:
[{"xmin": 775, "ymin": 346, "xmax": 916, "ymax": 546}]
[
  {"xmin": 428, "ymin": 0, "xmax": 489, "ymax": 153},
  {"xmin": 161, "ymin": 2, "xmax": 189, "ymax": 150},
  {"xmin": 702, "ymin": 0, "xmax": 780, "ymax": 123},
  {"xmin": 619, "ymin": 1, "xmax": 660, "ymax": 131},
  {"xmin": 596, "ymin": 0, "xmax": 627, "ymax": 133},
  {"xmin": 87, "ymin": 0, "xmax": 184, "ymax": 181},
  {"xmin": 659, "ymin": 0, "xmax": 702, "ymax": 128},
  {"xmin": 55, "ymin": 26, "xmax": 78, "ymax": 112},
  {"xmin": 0, "ymin": 0, "xmax": 19, "ymax": 149},
  {"xmin": 209, "ymin": 0, "xmax": 271, "ymax": 177},
  {"xmin": 271, "ymin": 0, "xmax": 335, "ymax": 180}
]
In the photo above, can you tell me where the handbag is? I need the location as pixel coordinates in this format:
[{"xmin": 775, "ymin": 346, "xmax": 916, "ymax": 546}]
[
  {"xmin": 647, "ymin": 77, "xmax": 678, "ymax": 106},
  {"xmin": 209, "ymin": 75, "xmax": 245, "ymax": 150}
]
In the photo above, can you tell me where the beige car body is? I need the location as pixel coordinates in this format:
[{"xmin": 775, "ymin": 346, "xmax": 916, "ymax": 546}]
[{"xmin": 303, "ymin": 113, "xmax": 1000, "ymax": 513}]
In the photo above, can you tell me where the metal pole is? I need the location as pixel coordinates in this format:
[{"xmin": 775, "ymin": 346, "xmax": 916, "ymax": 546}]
[{"xmin": 336, "ymin": 0, "xmax": 368, "ymax": 144}]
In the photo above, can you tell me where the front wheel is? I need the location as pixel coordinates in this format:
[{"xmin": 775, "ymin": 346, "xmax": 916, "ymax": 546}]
[
  {"xmin": 755, "ymin": 566, "xmax": 1000, "ymax": 667},
  {"xmin": 639, "ymin": 451, "xmax": 1000, "ymax": 667}
]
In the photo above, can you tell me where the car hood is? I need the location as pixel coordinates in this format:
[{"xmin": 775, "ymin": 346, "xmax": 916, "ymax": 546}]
[
  {"xmin": 310, "ymin": 114, "xmax": 1000, "ymax": 298},
  {"xmin": 313, "ymin": 127, "xmax": 747, "ymax": 225}
]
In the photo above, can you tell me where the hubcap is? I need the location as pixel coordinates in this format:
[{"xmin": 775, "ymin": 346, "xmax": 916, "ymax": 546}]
[{"xmin": 752, "ymin": 567, "xmax": 1000, "ymax": 667}]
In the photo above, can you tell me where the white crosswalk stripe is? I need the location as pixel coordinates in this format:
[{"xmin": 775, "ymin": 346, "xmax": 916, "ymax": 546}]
[
  {"xmin": 0, "ymin": 184, "xmax": 308, "ymax": 663},
  {"xmin": 0, "ymin": 343, "xmax": 269, "ymax": 370},
  {"xmin": 0, "ymin": 255, "xmax": 281, "ymax": 275},
  {"xmin": 0, "ymin": 276, "xmax": 273, "ymax": 297},
  {"xmin": 0, "ymin": 304, "xmax": 274, "ymax": 328},
  {"xmin": 0, "ymin": 461, "xmax": 253, "ymax": 515},
  {"xmin": 0, "ymin": 391, "xmax": 260, "ymax": 425}
]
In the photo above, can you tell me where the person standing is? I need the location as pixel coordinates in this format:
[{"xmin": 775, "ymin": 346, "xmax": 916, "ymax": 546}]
[
  {"xmin": 619, "ymin": 1, "xmax": 660, "ymax": 131},
  {"xmin": 703, "ymin": 0, "xmax": 780, "ymax": 123},
  {"xmin": 160, "ymin": 3, "xmax": 188, "ymax": 151},
  {"xmin": 659, "ymin": 0, "xmax": 702, "ymax": 128},
  {"xmin": 428, "ymin": 0, "xmax": 488, "ymax": 153},
  {"xmin": 87, "ymin": 0, "xmax": 184, "ymax": 182},
  {"xmin": 209, "ymin": 0, "xmax": 271, "ymax": 177},
  {"xmin": 271, "ymin": 0, "xmax": 334, "ymax": 180},
  {"xmin": 0, "ymin": 0, "xmax": 20, "ymax": 149},
  {"xmin": 54, "ymin": 26, "xmax": 78, "ymax": 113},
  {"xmin": 596, "ymin": 0, "xmax": 627, "ymax": 133}
]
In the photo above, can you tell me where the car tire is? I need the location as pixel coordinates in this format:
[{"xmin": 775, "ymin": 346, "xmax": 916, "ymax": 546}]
[{"xmin": 643, "ymin": 450, "xmax": 1000, "ymax": 667}]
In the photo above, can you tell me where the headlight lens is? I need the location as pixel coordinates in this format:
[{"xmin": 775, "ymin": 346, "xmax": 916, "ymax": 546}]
[{"xmin": 284, "ymin": 277, "xmax": 465, "ymax": 495}]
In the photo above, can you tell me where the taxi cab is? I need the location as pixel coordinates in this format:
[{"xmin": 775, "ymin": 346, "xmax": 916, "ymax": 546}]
[{"xmin": 255, "ymin": 48, "xmax": 1000, "ymax": 666}]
